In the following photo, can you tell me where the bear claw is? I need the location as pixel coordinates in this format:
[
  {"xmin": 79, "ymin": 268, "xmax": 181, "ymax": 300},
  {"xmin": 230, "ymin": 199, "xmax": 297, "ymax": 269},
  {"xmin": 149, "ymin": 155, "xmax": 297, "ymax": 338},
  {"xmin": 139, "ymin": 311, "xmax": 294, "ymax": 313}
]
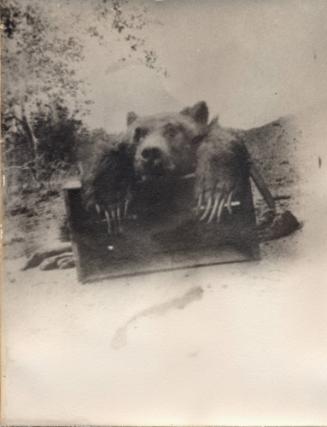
[
  {"xmin": 104, "ymin": 209, "xmax": 113, "ymax": 234},
  {"xmin": 94, "ymin": 198, "xmax": 132, "ymax": 235},
  {"xmin": 199, "ymin": 196, "xmax": 212, "ymax": 221},
  {"xmin": 207, "ymin": 194, "xmax": 222, "ymax": 223},
  {"xmin": 197, "ymin": 190, "xmax": 235, "ymax": 224}
]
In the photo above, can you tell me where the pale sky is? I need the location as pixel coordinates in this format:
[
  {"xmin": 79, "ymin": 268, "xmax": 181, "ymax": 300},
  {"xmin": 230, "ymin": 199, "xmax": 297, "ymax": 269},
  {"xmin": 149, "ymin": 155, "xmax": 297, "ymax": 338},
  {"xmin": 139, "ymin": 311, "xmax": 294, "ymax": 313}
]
[
  {"xmin": 75, "ymin": 0, "xmax": 327, "ymax": 132},
  {"xmin": 38, "ymin": 0, "xmax": 327, "ymax": 131}
]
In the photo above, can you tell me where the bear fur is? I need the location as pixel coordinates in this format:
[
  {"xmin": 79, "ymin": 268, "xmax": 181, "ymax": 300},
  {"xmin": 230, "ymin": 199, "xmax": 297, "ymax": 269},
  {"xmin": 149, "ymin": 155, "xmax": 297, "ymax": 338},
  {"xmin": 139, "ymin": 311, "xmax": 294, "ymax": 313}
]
[
  {"xmin": 194, "ymin": 117, "xmax": 250, "ymax": 221},
  {"xmin": 81, "ymin": 101, "xmax": 251, "ymax": 229}
]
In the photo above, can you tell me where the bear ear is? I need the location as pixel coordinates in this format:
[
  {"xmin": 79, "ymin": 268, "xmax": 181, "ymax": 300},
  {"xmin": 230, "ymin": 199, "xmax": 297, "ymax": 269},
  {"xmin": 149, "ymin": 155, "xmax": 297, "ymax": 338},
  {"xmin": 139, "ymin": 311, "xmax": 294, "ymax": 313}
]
[
  {"xmin": 180, "ymin": 101, "xmax": 209, "ymax": 124},
  {"xmin": 127, "ymin": 111, "xmax": 138, "ymax": 126},
  {"xmin": 208, "ymin": 115, "xmax": 219, "ymax": 130}
]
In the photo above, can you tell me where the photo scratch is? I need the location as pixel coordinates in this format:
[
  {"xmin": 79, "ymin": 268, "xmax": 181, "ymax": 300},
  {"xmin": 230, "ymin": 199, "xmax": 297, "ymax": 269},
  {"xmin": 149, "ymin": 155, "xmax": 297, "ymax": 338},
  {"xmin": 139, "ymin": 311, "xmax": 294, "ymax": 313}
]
[{"xmin": 111, "ymin": 286, "xmax": 203, "ymax": 349}]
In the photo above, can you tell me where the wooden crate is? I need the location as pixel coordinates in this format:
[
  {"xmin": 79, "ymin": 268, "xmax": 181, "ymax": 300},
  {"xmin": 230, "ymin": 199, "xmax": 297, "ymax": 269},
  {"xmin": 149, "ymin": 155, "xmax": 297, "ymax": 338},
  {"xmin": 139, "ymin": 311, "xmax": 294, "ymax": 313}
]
[{"xmin": 63, "ymin": 175, "xmax": 260, "ymax": 283}]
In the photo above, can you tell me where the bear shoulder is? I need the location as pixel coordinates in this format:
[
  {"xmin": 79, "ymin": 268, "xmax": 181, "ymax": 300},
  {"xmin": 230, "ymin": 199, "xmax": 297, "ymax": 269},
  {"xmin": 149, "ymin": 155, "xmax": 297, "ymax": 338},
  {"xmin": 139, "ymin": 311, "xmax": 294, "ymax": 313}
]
[{"xmin": 197, "ymin": 118, "xmax": 249, "ymax": 165}]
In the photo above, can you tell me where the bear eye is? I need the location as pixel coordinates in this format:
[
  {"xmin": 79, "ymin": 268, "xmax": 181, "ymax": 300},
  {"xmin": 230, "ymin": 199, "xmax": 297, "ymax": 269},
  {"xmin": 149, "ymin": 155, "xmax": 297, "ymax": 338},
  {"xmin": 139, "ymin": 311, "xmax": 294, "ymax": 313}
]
[
  {"xmin": 134, "ymin": 127, "xmax": 148, "ymax": 142},
  {"xmin": 164, "ymin": 124, "xmax": 179, "ymax": 138}
]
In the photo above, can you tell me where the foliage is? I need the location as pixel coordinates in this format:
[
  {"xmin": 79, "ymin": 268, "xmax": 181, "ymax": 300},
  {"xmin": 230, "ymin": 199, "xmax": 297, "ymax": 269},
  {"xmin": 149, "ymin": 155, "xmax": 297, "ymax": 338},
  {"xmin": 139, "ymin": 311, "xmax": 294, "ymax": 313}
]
[
  {"xmin": 92, "ymin": 0, "xmax": 167, "ymax": 74},
  {"xmin": 4, "ymin": 99, "xmax": 84, "ymax": 192},
  {"xmin": 1, "ymin": 0, "xmax": 166, "ymax": 201}
]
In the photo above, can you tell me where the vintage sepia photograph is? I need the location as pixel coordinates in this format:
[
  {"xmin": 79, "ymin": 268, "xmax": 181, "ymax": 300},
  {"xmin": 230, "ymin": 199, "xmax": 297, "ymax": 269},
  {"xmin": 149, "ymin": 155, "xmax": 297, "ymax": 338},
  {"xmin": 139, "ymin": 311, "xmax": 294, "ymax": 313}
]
[{"xmin": 1, "ymin": 0, "xmax": 327, "ymax": 425}]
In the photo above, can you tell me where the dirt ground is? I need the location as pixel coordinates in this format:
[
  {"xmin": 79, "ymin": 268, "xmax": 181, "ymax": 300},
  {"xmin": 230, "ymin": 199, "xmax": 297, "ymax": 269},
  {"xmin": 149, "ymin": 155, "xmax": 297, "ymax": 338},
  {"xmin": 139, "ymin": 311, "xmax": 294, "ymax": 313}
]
[{"xmin": 2, "ymin": 113, "xmax": 327, "ymax": 425}]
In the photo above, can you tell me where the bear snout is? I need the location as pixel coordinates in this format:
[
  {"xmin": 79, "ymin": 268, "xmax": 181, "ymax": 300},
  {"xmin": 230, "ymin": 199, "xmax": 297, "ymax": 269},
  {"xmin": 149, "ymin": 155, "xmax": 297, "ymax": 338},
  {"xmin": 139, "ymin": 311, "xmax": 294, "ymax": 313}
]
[
  {"xmin": 135, "ymin": 145, "xmax": 175, "ymax": 177},
  {"xmin": 139, "ymin": 146, "xmax": 165, "ymax": 174},
  {"xmin": 141, "ymin": 147, "xmax": 162, "ymax": 162}
]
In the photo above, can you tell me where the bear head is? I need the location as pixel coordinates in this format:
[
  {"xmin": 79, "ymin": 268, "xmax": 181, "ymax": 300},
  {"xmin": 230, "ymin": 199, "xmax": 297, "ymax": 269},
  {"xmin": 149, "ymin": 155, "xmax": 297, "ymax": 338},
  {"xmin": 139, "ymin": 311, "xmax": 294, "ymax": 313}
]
[{"xmin": 126, "ymin": 101, "xmax": 209, "ymax": 179}]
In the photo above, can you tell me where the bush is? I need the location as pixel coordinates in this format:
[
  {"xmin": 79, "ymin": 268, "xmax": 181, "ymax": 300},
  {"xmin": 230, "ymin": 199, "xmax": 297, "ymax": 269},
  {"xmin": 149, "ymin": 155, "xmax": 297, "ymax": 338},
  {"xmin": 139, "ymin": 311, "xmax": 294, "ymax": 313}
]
[
  {"xmin": 4, "ymin": 100, "xmax": 86, "ymax": 195},
  {"xmin": 32, "ymin": 101, "xmax": 83, "ymax": 179}
]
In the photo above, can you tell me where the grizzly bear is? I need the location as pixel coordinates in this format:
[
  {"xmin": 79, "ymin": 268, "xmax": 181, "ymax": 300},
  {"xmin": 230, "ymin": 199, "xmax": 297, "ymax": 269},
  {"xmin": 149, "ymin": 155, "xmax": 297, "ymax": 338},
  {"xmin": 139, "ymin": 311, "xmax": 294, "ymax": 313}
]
[{"xmin": 81, "ymin": 101, "xmax": 253, "ymax": 234}]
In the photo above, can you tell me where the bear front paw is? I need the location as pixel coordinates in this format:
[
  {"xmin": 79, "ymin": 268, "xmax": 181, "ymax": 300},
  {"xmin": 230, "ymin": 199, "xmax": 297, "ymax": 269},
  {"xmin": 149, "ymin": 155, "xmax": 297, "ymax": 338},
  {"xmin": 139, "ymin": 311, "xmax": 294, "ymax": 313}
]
[
  {"xmin": 194, "ymin": 130, "xmax": 249, "ymax": 224},
  {"xmin": 195, "ymin": 182, "xmax": 235, "ymax": 224},
  {"xmin": 93, "ymin": 194, "xmax": 133, "ymax": 235}
]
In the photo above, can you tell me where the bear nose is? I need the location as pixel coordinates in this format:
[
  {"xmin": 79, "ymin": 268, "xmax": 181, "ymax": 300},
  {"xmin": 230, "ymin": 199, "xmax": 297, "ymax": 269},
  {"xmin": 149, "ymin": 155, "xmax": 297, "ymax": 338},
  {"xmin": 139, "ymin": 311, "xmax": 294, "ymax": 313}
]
[{"xmin": 141, "ymin": 147, "xmax": 162, "ymax": 161}]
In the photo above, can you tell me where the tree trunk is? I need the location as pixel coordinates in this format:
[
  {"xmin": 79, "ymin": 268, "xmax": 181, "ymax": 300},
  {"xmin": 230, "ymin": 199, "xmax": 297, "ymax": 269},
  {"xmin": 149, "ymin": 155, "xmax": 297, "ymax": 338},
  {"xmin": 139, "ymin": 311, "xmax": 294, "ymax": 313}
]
[
  {"xmin": 19, "ymin": 105, "xmax": 47, "ymax": 186},
  {"xmin": 20, "ymin": 105, "xmax": 39, "ymax": 159}
]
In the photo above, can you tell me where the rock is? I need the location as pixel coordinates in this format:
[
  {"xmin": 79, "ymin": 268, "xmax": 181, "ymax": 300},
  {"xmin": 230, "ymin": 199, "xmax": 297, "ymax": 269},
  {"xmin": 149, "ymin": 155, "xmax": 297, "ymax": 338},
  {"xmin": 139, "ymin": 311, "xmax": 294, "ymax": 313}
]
[
  {"xmin": 257, "ymin": 209, "xmax": 276, "ymax": 229},
  {"xmin": 57, "ymin": 255, "xmax": 75, "ymax": 269},
  {"xmin": 22, "ymin": 243, "xmax": 73, "ymax": 270},
  {"xmin": 39, "ymin": 253, "xmax": 74, "ymax": 271},
  {"xmin": 259, "ymin": 210, "xmax": 300, "ymax": 241}
]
